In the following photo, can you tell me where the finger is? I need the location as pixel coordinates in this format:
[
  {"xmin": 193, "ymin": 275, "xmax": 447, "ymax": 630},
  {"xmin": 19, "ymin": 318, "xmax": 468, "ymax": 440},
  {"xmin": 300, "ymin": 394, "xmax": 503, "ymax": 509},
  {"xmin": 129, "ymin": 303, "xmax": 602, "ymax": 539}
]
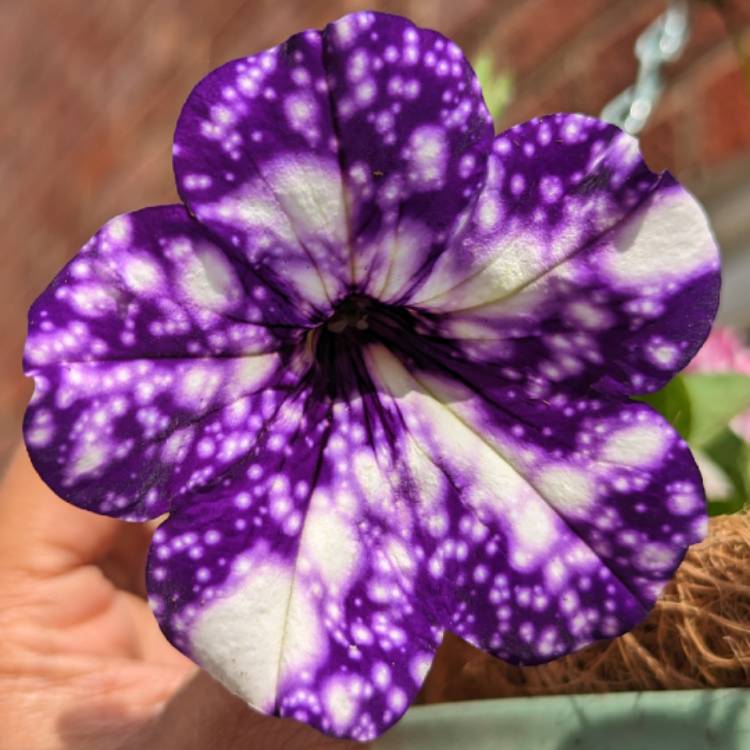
[
  {"xmin": 128, "ymin": 671, "xmax": 367, "ymax": 750},
  {"xmin": 121, "ymin": 590, "xmax": 196, "ymax": 670},
  {"xmin": 1, "ymin": 651, "xmax": 195, "ymax": 750},
  {"xmin": 0, "ymin": 445, "xmax": 124, "ymax": 576},
  {"xmin": 98, "ymin": 520, "xmax": 161, "ymax": 597}
]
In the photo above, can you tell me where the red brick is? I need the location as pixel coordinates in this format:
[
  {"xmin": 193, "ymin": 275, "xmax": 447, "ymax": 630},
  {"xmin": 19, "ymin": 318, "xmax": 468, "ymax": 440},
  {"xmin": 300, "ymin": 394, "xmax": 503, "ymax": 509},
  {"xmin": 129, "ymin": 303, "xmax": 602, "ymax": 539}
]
[
  {"xmin": 499, "ymin": 1, "xmax": 664, "ymax": 127},
  {"xmin": 669, "ymin": 2, "xmax": 727, "ymax": 80},
  {"xmin": 640, "ymin": 8, "xmax": 750, "ymax": 178},
  {"xmin": 587, "ymin": 3, "xmax": 662, "ymax": 113},
  {"xmin": 500, "ymin": 0, "xmax": 750, "ymax": 183},
  {"xmin": 640, "ymin": 113, "xmax": 681, "ymax": 174},
  {"xmin": 504, "ymin": 74, "xmax": 584, "ymax": 125},
  {"xmin": 485, "ymin": 0, "xmax": 612, "ymax": 81},
  {"xmin": 698, "ymin": 49, "xmax": 750, "ymax": 167},
  {"xmin": 716, "ymin": 0, "xmax": 750, "ymax": 29}
]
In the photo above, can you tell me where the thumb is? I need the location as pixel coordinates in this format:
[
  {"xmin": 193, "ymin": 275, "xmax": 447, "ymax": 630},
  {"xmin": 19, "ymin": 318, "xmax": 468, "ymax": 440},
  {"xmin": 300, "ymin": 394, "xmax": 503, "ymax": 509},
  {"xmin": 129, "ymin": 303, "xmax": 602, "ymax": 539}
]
[
  {"xmin": 0, "ymin": 446, "xmax": 123, "ymax": 576},
  {"xmin": 128, "ymin": 670, "xmax": 368, "ymax": 750}
]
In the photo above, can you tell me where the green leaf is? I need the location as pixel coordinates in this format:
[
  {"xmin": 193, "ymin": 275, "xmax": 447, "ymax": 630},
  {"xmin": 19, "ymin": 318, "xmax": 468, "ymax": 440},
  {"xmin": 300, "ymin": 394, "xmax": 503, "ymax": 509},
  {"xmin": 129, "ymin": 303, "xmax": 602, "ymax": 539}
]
[
  {"xmin": 702, "ymin": 427, "xmax": 750, "ymax": 516},
  {"xmin": 472, "ymin": 51, "xmax": 513, "ymax": 125},
  {"xmin": 637, "ymin": 373, "xmax": 750, "ymax": 516},
  {"xmin": 638, "ymin": 372, "xmax": 750, "ymax": 447},
  {"xmin": 681, "ymin": 372, "xmax": 750, "ymax": 447},
  {"xmin": 692, "ymin": 448, "xmax": 733, "ymax": 501},
  {"xmin": 637, "ymin": 375, "xmax": 692, "ymax": 439}
]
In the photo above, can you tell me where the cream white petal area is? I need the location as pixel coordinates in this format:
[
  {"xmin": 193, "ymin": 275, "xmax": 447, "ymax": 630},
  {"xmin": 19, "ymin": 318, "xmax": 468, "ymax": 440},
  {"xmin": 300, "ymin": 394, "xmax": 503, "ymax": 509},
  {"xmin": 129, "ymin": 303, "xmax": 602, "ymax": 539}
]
[{"xmin": 190, "ymin": 558, "xmax": 326, "ymax": 712}]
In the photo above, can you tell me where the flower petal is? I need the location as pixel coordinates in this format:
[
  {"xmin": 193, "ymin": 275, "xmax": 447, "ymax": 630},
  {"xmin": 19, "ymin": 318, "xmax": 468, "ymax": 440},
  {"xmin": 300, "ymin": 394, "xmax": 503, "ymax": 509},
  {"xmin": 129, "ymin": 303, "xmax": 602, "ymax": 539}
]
[
  {"xmin": 146, "ymin": 387, "xmax": 445, "ymax": 740},
  {"xmin": 366, "ymin": 344, "xmax": 706, "ymax": 664},
  {"xmin": 24, "ymin": 205, "xmax": 303, "ymax": 519},
  {"xmin": 411, "ymin": 114, "xmax": 720, "ymax": 395},
  {"xmin": 174, "ymin": 30, "xmax": 349, "ymax": 314},
  {"xmin": 173, "ymin": 12, "xmax": 493, "ymax": 310},
  {"xmin": 320, "ymin": 12, "xmax": 493, "ymax": 300}
]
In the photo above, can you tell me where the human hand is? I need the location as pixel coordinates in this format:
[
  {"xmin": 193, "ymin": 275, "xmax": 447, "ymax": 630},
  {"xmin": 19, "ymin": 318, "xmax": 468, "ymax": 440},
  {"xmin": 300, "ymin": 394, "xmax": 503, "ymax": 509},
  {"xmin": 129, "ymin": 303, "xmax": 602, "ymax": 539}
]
[{"xmin": 0, "ymin": 447, "xmax": 364, "ymax": 750}]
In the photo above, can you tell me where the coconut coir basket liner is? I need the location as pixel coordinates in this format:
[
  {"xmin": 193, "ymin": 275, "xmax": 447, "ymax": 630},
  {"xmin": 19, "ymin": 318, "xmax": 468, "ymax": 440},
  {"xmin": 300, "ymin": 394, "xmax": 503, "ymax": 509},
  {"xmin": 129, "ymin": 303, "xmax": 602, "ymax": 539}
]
[{"xmin": 418, "ymin": 510, "xmax": 750, "ymax": 703}]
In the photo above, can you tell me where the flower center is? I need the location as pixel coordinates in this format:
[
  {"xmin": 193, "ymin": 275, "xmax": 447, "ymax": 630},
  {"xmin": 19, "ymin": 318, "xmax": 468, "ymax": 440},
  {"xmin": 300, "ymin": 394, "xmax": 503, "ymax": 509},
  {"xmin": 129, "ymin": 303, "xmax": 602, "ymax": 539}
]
[
  {"xmin": 307, "ymin": 295, "xmax": 420, "ymax": 399},
  {"xmin": 325, "ymin": 294, "xmax": 372, "ymax": 335}
]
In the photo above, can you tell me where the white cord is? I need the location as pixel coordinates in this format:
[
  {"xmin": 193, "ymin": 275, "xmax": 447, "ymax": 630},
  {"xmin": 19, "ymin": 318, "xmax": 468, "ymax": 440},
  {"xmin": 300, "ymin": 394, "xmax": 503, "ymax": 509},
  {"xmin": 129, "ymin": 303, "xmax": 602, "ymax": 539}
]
[{"xmin": 600, "ymin": 1, "xmax": 691, "ymax": 135}]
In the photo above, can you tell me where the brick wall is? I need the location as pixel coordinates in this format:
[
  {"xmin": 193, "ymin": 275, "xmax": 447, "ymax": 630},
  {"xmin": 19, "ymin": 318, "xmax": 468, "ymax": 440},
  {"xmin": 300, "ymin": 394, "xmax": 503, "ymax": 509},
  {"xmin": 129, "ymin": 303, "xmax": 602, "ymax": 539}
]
[
  {"xmin": 484, "ymin": 0, "xmax": 750, "ymax": 178},
  {"xmin": 2, "ymin": 0, "xmax": 750, "ymax": 470}
]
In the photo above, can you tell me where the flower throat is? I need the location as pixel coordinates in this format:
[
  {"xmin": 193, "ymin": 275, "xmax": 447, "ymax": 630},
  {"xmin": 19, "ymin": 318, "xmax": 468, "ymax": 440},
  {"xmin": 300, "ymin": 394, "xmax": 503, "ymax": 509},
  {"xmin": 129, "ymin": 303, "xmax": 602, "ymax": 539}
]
[{"xmin": 308, "ymin": 295, "xmax": 421, "ymax": 399}]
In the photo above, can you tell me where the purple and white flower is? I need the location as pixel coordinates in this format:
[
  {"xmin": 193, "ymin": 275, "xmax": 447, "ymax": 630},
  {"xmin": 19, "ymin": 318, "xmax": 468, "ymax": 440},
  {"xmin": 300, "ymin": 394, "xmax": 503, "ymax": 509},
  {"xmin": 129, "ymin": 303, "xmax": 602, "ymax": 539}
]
[{"xmin": 24, "ymin": 11, "xmax": 720, "ymax": 742}]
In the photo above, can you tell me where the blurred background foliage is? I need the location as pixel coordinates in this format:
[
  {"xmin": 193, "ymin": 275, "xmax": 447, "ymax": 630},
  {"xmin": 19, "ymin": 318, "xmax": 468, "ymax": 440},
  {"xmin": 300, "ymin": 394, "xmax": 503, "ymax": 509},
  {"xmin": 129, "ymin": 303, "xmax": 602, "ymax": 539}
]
[
  {"xmin": 641, "ymin": 362, "xmax": 750, "ymax": 515},
  {"xmin": 472, "ymin": 51, "xmax": 514, "ymax": 123}
]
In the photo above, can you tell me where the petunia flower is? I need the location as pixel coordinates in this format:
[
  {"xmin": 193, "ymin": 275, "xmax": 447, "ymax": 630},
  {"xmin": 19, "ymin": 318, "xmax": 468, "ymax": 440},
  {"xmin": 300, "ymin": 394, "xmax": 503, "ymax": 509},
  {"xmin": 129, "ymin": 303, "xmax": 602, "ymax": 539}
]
[{"xmin": 23, "ymin": 11, "xmax": 720, "ymax": 742}]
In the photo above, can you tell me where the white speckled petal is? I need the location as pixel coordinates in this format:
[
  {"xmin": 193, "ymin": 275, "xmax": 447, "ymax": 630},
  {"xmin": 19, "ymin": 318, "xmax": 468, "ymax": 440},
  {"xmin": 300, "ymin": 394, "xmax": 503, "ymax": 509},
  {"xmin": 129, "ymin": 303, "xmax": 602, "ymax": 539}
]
[
  {"xmin": 319, "ymin": 12, "xmax": 493, "ymax": 301},
  {"xmin": 366, "ymin": 344, "xmax": 706, "ymax": 663},
  {"xmin": 23, "ymin": 205, "xmax": 305, "ymax": 519},
  {"xmin": 147, "ymin": 388, "xmax": 445, "ymax": 741},
  {"xmin": 22, "ymin": 12, "xmax": 721, "ymax": 745},
  {"xmin": 173, "ymin": 11, "xmax": 493, "ymax": 312},
  {"xmin": 411, "ymin": 114, "xmax": 720, "ymax": 396}
]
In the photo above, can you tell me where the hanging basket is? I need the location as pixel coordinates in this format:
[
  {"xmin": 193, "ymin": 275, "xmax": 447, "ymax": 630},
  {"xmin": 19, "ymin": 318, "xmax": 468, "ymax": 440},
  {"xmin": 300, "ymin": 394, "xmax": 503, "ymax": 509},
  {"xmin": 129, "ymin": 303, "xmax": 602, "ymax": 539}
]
[{"xmin": 419, "ymin": 509, "xmax": 750, "ymax": 701}]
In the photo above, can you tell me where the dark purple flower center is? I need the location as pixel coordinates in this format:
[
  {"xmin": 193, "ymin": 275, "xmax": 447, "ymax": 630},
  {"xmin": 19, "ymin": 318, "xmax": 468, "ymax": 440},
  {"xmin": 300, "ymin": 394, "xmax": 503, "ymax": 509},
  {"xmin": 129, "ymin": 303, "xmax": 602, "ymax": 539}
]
[
  {"xmin": 324, "ymin": 294, "xmax": 373, "ymax": 335},
  {"xmin": 309, "ymin": 295, "xmax": 426, "ymax": 399}
]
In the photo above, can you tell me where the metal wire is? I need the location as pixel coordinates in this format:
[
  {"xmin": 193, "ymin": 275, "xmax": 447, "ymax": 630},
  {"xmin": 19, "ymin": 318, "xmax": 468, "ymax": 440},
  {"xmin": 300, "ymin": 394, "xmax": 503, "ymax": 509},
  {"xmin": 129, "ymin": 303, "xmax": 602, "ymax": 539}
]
[{"xmin": 600, "ymin": 1, "xmax": 691, "ymax": 135}]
